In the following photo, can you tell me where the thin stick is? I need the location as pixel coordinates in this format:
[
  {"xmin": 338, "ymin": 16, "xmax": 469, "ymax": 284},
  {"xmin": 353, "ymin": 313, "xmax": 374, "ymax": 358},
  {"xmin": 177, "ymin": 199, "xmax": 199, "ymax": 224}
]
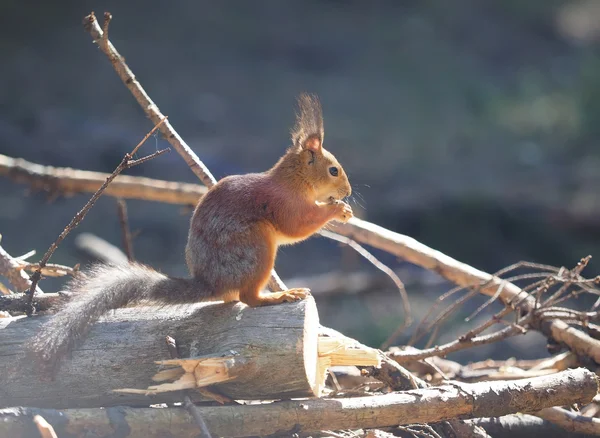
[
  {"xmin": 83, "ymin": 11, "xmax": 286, "ymax": 292},
  {"xmin": 390, "ymin": 319, "xmax": 529, "ymax": 363},
  {"xmin": 84, "ymin": 12, "xmax": 216, "ymax": 187},
  {"xmin": 319, "ymin": 229, "xmax": 412, "ymax": 348},
  {"xmin": 24, "ymin": 119, "xmax": 169, "ymax": 313},
  {"xmin": 116, "ymin": 199, "xmax": 135, "ymax": 262}
]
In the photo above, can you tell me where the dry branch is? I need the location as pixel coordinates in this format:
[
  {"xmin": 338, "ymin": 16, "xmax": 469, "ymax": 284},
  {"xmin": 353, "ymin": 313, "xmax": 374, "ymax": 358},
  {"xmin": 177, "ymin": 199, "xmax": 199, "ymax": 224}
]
[
  {"xmin": 0, "ymin": 368, "xmax": 596, "ymax": 437},
  {"xmin": 545, "ymin": 319, "xmax": 600, "ymax": 364},
  {"xmin": 0, "ymin": 153, "xmax": 206, "ymax": 205},
  {"xmin": 83, "ymin": 12, "xmax": 215, "ymax": 187},
  {"xmin": 468, "ymin": 414, "xmax": 593, "ymax": 438},
  {"xmin": 536, "ymin": 407, "xmax": 600, "ymax": 436},
  {"xmin": 335, "ymin": 218, "xmax": 535, "ymax": 309},
  {"xmin": 0, "ymin": 244, "xmax": 42, "ymax": 295}
]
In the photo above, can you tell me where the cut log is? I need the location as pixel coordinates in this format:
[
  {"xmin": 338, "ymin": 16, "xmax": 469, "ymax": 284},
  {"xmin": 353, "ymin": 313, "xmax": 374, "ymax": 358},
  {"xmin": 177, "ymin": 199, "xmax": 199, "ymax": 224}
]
[{"xmin": 0, "ymin": 296, "xmax": 379, "ymax": 409}]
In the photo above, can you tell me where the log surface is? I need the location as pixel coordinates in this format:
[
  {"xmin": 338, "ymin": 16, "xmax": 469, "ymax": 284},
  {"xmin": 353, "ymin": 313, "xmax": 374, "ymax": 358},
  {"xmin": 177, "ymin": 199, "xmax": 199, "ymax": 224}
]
[{"xmin": 0, "ymin": 297, "xmax": 319, "ymax": 408}]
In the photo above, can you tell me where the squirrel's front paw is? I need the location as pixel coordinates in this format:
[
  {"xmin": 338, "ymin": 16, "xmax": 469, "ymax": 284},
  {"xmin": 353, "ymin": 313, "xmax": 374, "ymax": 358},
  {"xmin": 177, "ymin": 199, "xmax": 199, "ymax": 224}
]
[{"xmin": 331, "ymin": 199, "xmax": 353, "ymax": 223}]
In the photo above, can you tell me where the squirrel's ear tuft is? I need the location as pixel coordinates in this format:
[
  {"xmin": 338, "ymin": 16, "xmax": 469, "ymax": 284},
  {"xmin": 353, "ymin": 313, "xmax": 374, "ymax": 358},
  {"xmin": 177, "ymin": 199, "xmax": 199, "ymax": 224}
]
[
  {"xmin": 303, "ymin": 135, "xmax": 322, "ymax": 153},
  {"xmin": 291, "ymin": 93, "xmax": 324, "ymax": 150}
]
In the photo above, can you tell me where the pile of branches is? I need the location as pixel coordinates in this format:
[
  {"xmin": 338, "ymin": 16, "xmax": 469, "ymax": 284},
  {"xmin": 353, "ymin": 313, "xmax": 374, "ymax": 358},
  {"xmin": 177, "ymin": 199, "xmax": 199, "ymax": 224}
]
[{"xmin": 1, "ymin": 12, "xmax": 600, "ymax": 438}]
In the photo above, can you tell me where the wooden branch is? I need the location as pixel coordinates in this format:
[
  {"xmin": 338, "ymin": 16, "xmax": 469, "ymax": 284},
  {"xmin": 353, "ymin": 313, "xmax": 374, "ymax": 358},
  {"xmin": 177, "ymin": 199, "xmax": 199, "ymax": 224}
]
[
  {"xmin": 536, "ymin": 407, "xmax": 600, "ymax": 436},
  {"xmin": 389, "ymin": 323, "xmax": 527, "ymax": 363},
  {"xmin": 83, "ymin": 12, "xmax": 216, "ymax": 187},
  {"xmin": 0, "ymin": 368, "xmax": 596, "ymax": 437},
  {"xmin": 0, "ymin": 153, "xmax": 206, "ymax": 206},
  {"xmin": 0, "ymin": 297, "xmax": 378, "ymax": 408},
  {"xmin": 335, "ymin": 218, "xmax": 600, "ymax": 366},
  {"xmin": 545, "ymin": 319, "xmax": 600, "ymax": 364},
  {"xmin": 335, "ymin": 218, "xmax": 535, "ymax": 309},
  {"xmin": 468, "ymin": 414, "xmax": 592, "ymax": 438},
  {"xmin": 74, "ymin": 233, "xmax": 129, "ymax": 265}
]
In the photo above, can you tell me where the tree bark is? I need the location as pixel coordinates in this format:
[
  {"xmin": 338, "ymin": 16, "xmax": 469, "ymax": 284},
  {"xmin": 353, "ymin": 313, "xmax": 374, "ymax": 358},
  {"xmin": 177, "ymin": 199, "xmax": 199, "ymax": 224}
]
[
  {"xmin": 0, "ymin": 297, "xmax": 329, "ymax": 408},
  {"xmin": 0, "ymin": 368, "xmax": 596, "ymax": 437}
]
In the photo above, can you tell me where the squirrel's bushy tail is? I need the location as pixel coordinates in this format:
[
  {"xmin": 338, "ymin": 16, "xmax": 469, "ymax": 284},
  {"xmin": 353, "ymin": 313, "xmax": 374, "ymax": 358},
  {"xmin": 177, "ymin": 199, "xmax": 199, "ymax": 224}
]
[{"xmin": 31, "ymin": 263, "xmax": 205, "ymax": 374}]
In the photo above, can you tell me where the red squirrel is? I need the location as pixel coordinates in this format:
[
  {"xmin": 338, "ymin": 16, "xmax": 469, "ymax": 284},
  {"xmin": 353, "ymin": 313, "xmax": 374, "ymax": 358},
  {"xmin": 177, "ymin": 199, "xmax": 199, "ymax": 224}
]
[{"xmin": 31, "ymin": 94, "xmax": 353, "ymax": 373}]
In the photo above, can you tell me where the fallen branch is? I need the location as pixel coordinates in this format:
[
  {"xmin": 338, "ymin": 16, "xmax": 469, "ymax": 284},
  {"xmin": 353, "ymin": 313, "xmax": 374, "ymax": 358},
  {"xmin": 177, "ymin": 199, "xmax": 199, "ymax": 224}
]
[
  {"xmin": 0, "ymin": 368, "xmax": 596, "ymax": 437},
  {"xmin": 536, "ymin": 407, "xmax": 600, "ymax": 436},
  {"xmin": 335, "ymin": 218, "xmax": 535, "ymax": 309},
  {"xmin": 468, "ymin": 414, "xmax": 592, "ymax": 438},
  {"xmin": 0, "ymin": 153, "xmax": 206, "ymax": 206}
]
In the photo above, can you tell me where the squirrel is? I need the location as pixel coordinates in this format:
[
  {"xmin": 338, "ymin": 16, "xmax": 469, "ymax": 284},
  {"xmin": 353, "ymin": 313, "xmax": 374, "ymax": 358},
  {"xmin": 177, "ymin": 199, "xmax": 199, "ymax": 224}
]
[{"xmin": 31, "ymin": 93, "xmax": 353, "ymax": 374}]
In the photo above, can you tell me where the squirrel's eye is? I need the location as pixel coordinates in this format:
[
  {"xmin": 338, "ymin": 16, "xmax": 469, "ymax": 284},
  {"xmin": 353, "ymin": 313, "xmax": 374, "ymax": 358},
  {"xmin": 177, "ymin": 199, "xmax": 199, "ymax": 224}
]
[{"xmin": 329, "ymin": 166, "xmax": 339, "ymax": 177}]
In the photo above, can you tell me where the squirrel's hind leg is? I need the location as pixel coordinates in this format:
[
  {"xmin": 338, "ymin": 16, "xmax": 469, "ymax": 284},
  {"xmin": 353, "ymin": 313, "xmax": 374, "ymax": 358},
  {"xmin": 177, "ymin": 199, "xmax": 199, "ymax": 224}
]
[
  {"xmin": 237, "ymin": 223, "xmax": 311, "ymax": 307},
  {"xmin": 241, "ymin": 287, "xmax": 311, "ymax": 307}
]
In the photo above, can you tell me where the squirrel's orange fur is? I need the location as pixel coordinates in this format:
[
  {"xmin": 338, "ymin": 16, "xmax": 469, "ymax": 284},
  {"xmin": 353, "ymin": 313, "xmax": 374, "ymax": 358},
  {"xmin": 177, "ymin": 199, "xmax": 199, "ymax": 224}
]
[{"xmin": 31, "ymin": 94, "xmax": 353, "ymax": 373}]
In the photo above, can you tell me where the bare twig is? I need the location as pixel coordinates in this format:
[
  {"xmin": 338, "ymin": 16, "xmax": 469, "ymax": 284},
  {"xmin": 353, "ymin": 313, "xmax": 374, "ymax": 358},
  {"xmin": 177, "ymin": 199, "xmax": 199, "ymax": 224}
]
[
  {"xmin": 390, "ymin": 320, "xmax": 529, "ymax": 363},
  {"xmin": 24, "ymin": 118, "xmax": 169, "ymax": 314},
  {"xmin": 18, "ymin": 263, "xmax": 78, "ymax": 278},
  {"xmin": 319, "ymin": 229, "xmax": 412, "ymax": 348},
  {"xmin": 116, "ymin": 199, "xmax": 135, "ymax": 262}
]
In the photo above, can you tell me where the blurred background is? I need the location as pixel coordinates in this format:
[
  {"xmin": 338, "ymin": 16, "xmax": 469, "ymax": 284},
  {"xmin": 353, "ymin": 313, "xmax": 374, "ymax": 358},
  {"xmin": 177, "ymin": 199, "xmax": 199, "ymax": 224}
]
[{"xmin": 1, "ymin": 0, "xmax": 600, "ymax": 363}]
